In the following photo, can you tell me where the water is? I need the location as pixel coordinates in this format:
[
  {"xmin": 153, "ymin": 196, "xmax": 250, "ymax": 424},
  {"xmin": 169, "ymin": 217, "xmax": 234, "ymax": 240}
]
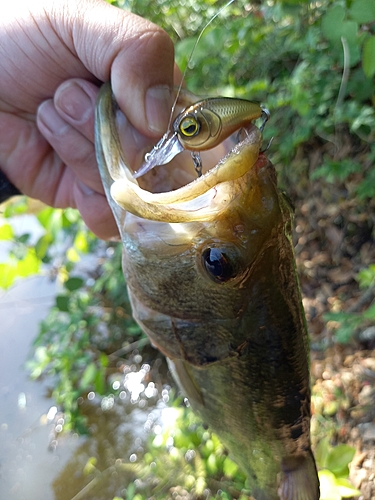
[
  {"xmin": 0, "ymin": 275, "xmax": 81, "ymax": 500},
  {"xmin": 0, "ymin": 274, "xmax": 172, "ymax": 500}
]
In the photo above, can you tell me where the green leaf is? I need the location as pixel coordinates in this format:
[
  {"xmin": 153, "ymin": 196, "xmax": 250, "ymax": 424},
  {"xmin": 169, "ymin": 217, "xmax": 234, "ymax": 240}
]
[
  {"xmin": 364, "ymin": 303, "xmax": 375, "ymax": 320},
  {"xmin": 319, "ymin": 470, "xmax": 341, "ymax": 500},
  {"xmin": 3, "ymin": 197, "xmax": 28, "ymax": 217},
  {"xmin": 0, "ymin": 250, "xmax": 40, "ymax": 288},
  {"xmin": 340, "ymin": 20, "xmax": 359, "ymax": 44},
  {"xmin": 0, "ymin": 263, "xmax": 17, "ymax": 288},
  {"xmin": 335, "ymin": 477, "xmax": 361, "ymax": 497},
  {"xmin": 125, "ymin": 483, "xmax": 136, "ymax": 500},
  {"xmin": 324, "ymin": 311, "xmax": 353, "ymax": 322},
  {"xmin": 0, "ymin": 223, "xmax": 14, "ymax": 240},
  {"xmin": 363, "ymin": 35, "xmax": 375, "ymax": 78},
  {"xmin": 83, "ymin": 456, "xmax": 97, "ymax": 475},
  {"xmin": 37, "ymin": 207, "xmax": 56, "ymax": 229},
  {"xmin": 74, "ymin": 230, "xmax": 89, "ymax": 253},
  {"xmin": 206, "ymin": 453, "xmax": 218, "ymax": 474},
  {"xmin": 315, "ymin": 436, "xmax": 331, "ymax": 469},
  {"xmin": 223, "ymin": 456, "xmax": 238, "ymax": 477},
  {"xmin": 17, "ymin": 233, "xmax": 30, "ymax": 244},
  {"xmin": 16, "ymin": 249, "xmax": 40, "ymax": 277},
  {"xmin": 63, "ymin": 208, "xmax": 80, "ymax": 225},
  {"xmin": 80, "ymin": 363, "xmax": 97, "ymax": 389},
  {"xmin": 349, "ymin": 0, "xmax": 375, "ymax": 24},
  {"xmin": 99, "ymin": 352, "xmax": 109, "ymax": 368},
  {"xmin": 35, "ymin": 234, "xmax": 52, "ymax": 259},
  {"xmin": 56, "ymin": 295, "xmax": 69, "ymax": 312},
  {"xmin": 64, "ymin": 277, "xmax": 84, "ymax": 291},
  {"xmin": 357, "ymin": 264, "xmax": 375, "ymax": 288},
  {"xmin": 321, "ymin": 6, "xmax": 345, "ymax": 41},
  {"xmin": 94, "ymin": 367, "xmax": 106, "ymax": 394},
  {"xmin": 326, "ymin": 444, "xmax": 356, "ymax": 476},
  {"xmin": 67, "ymin": 247, "xmax": 80, "ymax": 263}
]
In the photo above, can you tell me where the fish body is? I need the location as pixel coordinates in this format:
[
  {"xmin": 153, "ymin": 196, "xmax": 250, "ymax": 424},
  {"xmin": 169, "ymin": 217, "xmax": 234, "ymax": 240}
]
[{"xmin": 95, "ymin": 83, "xmax": 320, "ymax": 500}]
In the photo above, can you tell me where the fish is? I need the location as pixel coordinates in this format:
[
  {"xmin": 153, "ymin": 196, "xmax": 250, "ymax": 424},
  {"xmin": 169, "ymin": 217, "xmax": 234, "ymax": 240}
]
[{"xmin": 95, "ymin": 82, "xmax": 320, "ymax": 500}]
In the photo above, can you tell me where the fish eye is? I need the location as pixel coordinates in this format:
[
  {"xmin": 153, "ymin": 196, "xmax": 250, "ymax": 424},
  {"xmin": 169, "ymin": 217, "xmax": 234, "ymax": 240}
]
[
  {"xmin": 179, "ymin": 115, "xmax": 200, "ymax": 137},
  {"xmin": 202, "ymin": 247, "xmax": 237, "ymax": 283}
]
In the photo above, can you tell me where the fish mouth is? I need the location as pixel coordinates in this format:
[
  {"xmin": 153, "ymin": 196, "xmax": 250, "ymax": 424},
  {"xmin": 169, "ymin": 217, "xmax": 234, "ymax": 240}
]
[{"xmin": 95, "ymin": 83, "xmax": 263, "ymax": 224}]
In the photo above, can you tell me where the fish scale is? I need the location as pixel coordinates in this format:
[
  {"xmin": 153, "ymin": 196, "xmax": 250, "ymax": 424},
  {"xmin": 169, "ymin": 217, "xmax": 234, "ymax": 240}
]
[{"xmin": 95, "ymin": 82, "xmax": 320, "ymax": 500}]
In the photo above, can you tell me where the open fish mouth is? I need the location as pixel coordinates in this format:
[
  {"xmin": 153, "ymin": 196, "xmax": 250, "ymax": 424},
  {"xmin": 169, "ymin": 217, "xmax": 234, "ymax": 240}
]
[{"xmin": 95, "ymin": 82, "xmax": 263, "ymax": 225}]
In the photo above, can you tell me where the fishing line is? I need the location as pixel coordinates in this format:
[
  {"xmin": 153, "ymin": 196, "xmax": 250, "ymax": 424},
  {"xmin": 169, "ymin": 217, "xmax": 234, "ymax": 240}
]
[
  {"xmin": 335, "ymin": 36, "xmax": 350, "ymax": 114},
  {"xmin": 332, "ymin": 36, "xmax": 350, "ymax": 151},
  {"xmin": 168, "ymin": 0, "xmax": 236, "ymax": 131}
]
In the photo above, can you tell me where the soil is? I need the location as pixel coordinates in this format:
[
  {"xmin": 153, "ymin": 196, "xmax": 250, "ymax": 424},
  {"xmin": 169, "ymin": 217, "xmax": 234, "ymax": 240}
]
[{"xmin": 288, "ymin": 134, "xmax": 375, "ymax": 499}]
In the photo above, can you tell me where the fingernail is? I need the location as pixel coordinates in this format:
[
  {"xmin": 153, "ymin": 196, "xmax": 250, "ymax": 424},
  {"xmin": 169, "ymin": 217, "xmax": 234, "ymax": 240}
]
[
  {"xmin": 38, "ymin": 100, "xmax": 70, "ymax": 135},
  {"xmin": 55, "ymin": 82, "xmax": 93, "ymax": 123},
  {"xmin": 145, "ymin": 86, "xmax": 173, "ymax": 134}
]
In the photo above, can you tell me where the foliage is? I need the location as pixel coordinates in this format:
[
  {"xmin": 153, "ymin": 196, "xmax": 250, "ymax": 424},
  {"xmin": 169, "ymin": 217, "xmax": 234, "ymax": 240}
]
[
  {"xmin": 0, "ymin": 197, "xmax": 97, "ymax": 289},
  {"xmin": 80, "ymin": 404, "xmax": 250, "ymax": 499},
  {"xmin": 72, "ymin": 395, "xmax": 360, "ymax": 500},
  {"xmin": 0, "ymin": 199, "xmax": 41, "ymax": 288},
  {"xmin": 26, "ymin": 243, "xmax": 144, "ymax": 432},
  {"xmin": 324, "ymin": 264, "xmax": 375, "ymax": 344},
  {"xmin": 315, "ymin": 438, "xmax": 361, "ymax": 500},
  {"xmin": 311, "ymin": 145, "xmax": 375, "ymax": 201}
]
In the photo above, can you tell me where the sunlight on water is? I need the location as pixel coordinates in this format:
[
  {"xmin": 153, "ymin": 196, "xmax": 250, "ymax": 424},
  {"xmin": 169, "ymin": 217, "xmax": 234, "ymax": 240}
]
[
  {"xmin": 124, "ymin": 366, "xmax": 147, "ymax": 401},
  {"xmin": 17, "ymin": 392, "xmax": 27, "ymax": 410},
  {"xmin": 46, "ymin": 406, "xmax": 58, "ymax": 421}
]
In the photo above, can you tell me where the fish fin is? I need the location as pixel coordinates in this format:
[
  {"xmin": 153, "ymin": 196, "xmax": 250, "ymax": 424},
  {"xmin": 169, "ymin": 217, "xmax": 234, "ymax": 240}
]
[
  {"xmin": 167, "ymin": 358, "xmax": 204, "ymax": 406},
  {"xmin": 278, "ymin": 451, "xmax": 320, "ymax": 500}
]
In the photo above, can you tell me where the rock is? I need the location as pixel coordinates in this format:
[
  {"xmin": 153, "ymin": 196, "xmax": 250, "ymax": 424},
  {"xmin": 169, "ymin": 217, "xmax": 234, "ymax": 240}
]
[{"xmin": 359, "ymin": 423, "xmax": 375, "ymax": 442}]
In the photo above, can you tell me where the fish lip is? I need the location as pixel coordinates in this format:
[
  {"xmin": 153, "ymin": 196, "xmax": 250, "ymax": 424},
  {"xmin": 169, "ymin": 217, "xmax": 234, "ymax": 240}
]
[
  {"xmin": 95, "ymin": 84, "xmax": 263, "ymax": 222},
  {"xmin": 107, "ymin": 122, "xmax": 263, "ymax": 223}
]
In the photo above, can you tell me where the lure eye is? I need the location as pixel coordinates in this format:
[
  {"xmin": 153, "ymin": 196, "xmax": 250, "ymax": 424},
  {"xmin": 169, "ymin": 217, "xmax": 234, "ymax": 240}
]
[
  {"xmin": 202, "ymin": 247, "xmax": 237, "ymax": 283},
  {"xmin": 179, "ymin": 115, "xmax": 200, "ymax": 137}
]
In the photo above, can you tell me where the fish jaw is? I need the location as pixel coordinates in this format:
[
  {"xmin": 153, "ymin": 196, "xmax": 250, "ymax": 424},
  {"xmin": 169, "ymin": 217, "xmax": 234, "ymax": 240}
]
[
  {"xmin": 95, "ymin": 83, "xmax": 319, "ymax": 500},
  {"xmin": 119, "ymin": 157, "xmax": 319, "ymax": 499}
]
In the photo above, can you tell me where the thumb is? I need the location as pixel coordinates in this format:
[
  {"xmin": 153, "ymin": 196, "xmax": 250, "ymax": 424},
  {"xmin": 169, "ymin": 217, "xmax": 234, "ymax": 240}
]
[{"xmin": 54, "ymin": 0, "xmax": 175, "ymax": 137}]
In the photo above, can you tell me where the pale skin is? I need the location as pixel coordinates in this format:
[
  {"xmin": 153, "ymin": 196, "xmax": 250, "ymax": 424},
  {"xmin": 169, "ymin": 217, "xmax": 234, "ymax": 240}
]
[{"xmin": 0, "ymin": 0, "xmax": 177, "ymax": 238}]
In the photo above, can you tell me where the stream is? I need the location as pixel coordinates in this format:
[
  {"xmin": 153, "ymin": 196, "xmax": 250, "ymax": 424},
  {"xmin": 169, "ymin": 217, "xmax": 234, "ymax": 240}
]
[
  {"xmin": 0, "ymin": 275, "xmax": 82, "ymax": 500},
  {"xmin": 0, "ymin": 243, "xmax": 173, "ymax": 500}
]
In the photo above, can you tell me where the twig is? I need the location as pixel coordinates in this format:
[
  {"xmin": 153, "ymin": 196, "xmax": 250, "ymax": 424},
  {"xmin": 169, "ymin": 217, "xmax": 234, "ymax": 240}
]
[
  {"xmin": 108, "ymin": 336, "xmax": 150, "ymax": 360},
  {"xmin": 347, "ymin": 280, "xmax": 375, "ymax": 314}
]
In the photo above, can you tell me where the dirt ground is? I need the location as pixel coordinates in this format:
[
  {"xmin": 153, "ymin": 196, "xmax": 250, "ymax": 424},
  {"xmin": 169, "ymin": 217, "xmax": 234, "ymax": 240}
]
[{"xmin": 289, "ymin": 137, "xmax": 375, "ymax": 499}]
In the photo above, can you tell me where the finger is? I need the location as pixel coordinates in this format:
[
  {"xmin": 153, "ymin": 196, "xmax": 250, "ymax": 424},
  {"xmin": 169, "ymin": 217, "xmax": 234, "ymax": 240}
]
[
  {"xmin": 53, "ymin": 0, "xmax": 175, "ymax": 137},
  {"xmin": 53, "ymin": 79, "xmax": 99, "ymax": 143},
  {"xmin": 37, "ymin": 98, "xmax": 119, "ymax": 239},
  {"xmin": 42, "ymin": 78, "xmax": 156, "ymax": 172},
  {"xmin": 37, "ymin": 98, "xmax": 103, "ymax": 193},
  {"xmin": 73, "ymin": 180, "xmax": 119, "ymax": 240}
]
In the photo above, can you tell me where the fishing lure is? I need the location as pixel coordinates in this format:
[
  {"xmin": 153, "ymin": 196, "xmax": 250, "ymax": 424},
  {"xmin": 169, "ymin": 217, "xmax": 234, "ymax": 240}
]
[{"xmin": 134, "ymin": 96, "xmax": 269, "ymax": 178}]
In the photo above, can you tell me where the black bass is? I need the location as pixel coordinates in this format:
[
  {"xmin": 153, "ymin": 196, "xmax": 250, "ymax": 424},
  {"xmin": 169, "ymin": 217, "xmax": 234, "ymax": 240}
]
[{"xmin": 95, "ymin": 82, "xmax": 320, "ymax": 500}]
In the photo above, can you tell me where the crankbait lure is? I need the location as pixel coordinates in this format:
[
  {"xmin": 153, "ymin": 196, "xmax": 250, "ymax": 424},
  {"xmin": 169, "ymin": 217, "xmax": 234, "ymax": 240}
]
[{"xmin": 134, "ymin": 96, "xmax": 269, "ymax": 178}]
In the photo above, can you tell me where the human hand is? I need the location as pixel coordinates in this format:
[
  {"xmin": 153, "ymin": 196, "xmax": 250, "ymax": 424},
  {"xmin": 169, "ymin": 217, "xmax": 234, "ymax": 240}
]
[{"xmin": 0, "ymin": 0, "xmax": 175, "ymax": 238}]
